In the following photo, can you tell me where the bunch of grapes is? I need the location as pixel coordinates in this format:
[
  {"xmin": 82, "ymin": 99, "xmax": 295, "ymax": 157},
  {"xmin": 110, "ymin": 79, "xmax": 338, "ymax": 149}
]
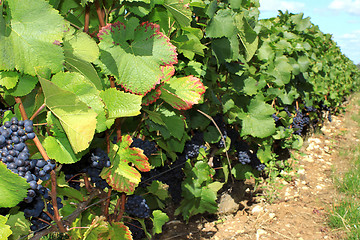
[
  {"xmin": 292, "ymin": 110, "xmax": 310, "ymax": 135},
  {"xmin": 304, "ymin": 105, "xmax": 317, "ymax": 112},
  {"xmin": 125, "ymin": 195, "xmax": 150, "ymax": 218},
  {"xmin": 183, "ymin": 131, "xmax": 205, "ymax": 159},
  {"xmin": 0, "ymin": 117, "xmax": 62, "ymax": 231},
  {"xmin": 130, "ymin": 138, "xmax": 157, "ymax": 158},
  {"xmin": 63, "ymin": 148, "xmax": 111, "ymax": 190},
  {"xmin": 272, "ymin": 113, "xmax": 280, "ymax": 122},
  {"xmin": 234, "ymin": 141, "xmax": 251, "ymax": 165}
]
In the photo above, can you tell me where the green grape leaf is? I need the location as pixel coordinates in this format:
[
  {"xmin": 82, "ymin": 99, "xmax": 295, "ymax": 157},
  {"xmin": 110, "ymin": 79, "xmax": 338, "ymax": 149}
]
[
  {"xmin": 291, "ymin": 13, "xmax": 311, "ymax": 32},
  {"xmin": 158, "ymin": 107, "xmax": 185, "ymax": 140},
  {"xmin": 160, "ymin": 75, "xmax": 206, "ymax": 110},
  {"xmin": 43, "ymin": 135, "xmax": 80, "ymax": 164},
  {"xmin": 267, "ymin": 56, "xmax": 293, "ymax": 86},
  {"xmin": 258, "ymin": 40, "xmax": 274, "ymax": 61},
  {"xmin": 234, "ymin": 13, "xmax": 259, "ymax": 62},
  {"xmin": 0, "ymin": 162, "xmax": 29, "ymax": 208},
  {"xmin": 152, "ymin": 210, "xmax": 169, "ymax": 234},
  {"xmin": 0, "ymin": 71, "xmax": 19, "ymax": 89},
  {"xmin": 0, "ymin": 215, "xmax": 12, "ymax": 240},
  {"xmin": 43, "ymin": 112, "xmax": 83, "ymax": 164},
  {"xmin": 163, "ymin": 0, "xmax": 192, "ymax": 27},
  {"xmin": 206, "ymin": 9, "xmax": 237, "ymax": 38},
  {"xmin": 6, "ymin": 209, "xmax": 30, "ymax": 240},
  {"xmin": 100, "ymin": 88, "xmax": 142, "ymax": 119},
  {"xmin": 298, "ymin": 55, "xmax": 310, "ymax": 73},
  {"xmin": 175, "ymin": 161, "xmax": 218, "ymax": 220},
  {"xmin": 63, "ymin": 30, "xmax": 99, "ymax": 63},
  {"xmin": 51, "ymin": 72, "xmax": 107, "ymax": 132},
  {"xmin": 147, "ymin": 181, "xmax": 169, "ymax": 201},
  {"xmin": 96, "ymin": 22, "xmax": 177, "ymax": 95},
  {"xmin": 63, "ymin": 30, "xmax": 103, "ymax": 90},
  {"xmin": 0, "ymin": 0, "xmax": 66, "ymax": 75},
  {"xmin": 100, "ymin": 135, "xmax": 150, "ymax": 194},
  {"xmin": 239, "ymin": 99, "xmax": 276, "ymax": 138},
  {"xmin": 144, "ymin": 110, "xmax": 166, "ymax": 126},
  {"xmin": 231, "ymin": 164, "xmax": 254, "ymax": 180},
  {"xmin": 173, "ymin": 33, "xmax": 206, "ymax": 59},
  {"xmin": 38, "ymin": 76, "xmax": 97, "ymax": 153},
  {"xmin": 7, "ymin": 74, "xmax": 38, "ymax": 97},
  {"xmin": 211, "ymin": 36, "xmax": 241, "ymax": 64},
  {"xmin": 56, "ymin": 172, "xmax": 84, "ymax": 201}
]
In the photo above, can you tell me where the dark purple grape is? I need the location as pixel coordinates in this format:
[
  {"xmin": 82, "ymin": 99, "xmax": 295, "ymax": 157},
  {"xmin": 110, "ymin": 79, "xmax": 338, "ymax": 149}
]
[
  {"xmin": 11, "ymin": 117, "xmax": 18, "ymax": 125},
  {"xmin": 25, "ymin": 125, "xmax": 33, "ymax": 133},
  {"xmin": 0, "ymin": 135, "xmax": 5, "ymax": 145},
  {"xmin": 10, "ymin": 125, "xmax": 18, "ymax": 132},
  {"xmin": 36, "ymin": 159, "xmax": 46, "ymax": 168},
  {"xmin": 29, "ymin": 181, "xmax": 38, "ymax": 190},
  {"xmin": 4, "ymin": 121, "xmax": 11, "ymax": 128},
  {"xmin": 27, "ymin": 132, "xmax": 35, "ymax": 139}
]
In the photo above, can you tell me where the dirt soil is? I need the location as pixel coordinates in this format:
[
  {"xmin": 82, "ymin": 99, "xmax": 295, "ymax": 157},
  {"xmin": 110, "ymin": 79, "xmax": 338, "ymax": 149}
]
[{"xmin": 157, "ymin": 96, "xmax": 360, "ymax": 240}]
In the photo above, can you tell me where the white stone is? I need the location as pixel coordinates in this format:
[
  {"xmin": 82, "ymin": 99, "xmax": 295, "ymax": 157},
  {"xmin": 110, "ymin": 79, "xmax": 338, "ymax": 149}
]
[{"xmin": 252, "ymin": 205, "xmax": 264, "ymax": 215}]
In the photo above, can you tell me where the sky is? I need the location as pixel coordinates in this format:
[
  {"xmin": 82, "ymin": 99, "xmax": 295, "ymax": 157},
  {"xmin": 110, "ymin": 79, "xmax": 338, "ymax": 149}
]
[{"xmin": 259, "ymin": 0, "xmax": 360, "ymax": 64}]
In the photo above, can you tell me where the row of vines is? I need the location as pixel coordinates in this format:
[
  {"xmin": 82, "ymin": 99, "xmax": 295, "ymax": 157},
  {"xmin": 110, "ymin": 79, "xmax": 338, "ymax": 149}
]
[{"xmin": 1, "ymin": 0, "xmax": 360, "ymax": 239}]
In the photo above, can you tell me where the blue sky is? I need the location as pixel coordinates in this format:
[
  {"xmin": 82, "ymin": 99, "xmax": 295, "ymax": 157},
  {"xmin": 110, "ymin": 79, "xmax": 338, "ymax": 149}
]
[{"xmin": 259, "ymin": 0, "xmax": 360, "ymax": 64}]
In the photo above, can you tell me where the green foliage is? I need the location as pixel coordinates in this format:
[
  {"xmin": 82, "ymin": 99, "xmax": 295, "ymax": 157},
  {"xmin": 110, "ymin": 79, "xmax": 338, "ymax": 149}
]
[
  {"xmin": 0, "ymin": 215, "xmax": 12, "ymax": 240},
  {"xmin": 175, "ymin": 161, "xmax": 223, "ymax": 220},
  {"xmin": 0, "ymin": 0, "xmax": 360, "ymax": 239},
  {"xmin": 0, "ymin": 163, "xmax": 29, "ymax": 208},
  {"xmin": 0, "ymin": 0, "xmax": 66, "ymax": 75}
]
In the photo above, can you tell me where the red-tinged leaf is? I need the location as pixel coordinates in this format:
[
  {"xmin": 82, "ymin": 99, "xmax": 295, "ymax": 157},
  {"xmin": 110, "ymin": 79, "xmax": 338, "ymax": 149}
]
[
  {"xmin": 160, "ymin": 65, "xmax": 175, "ymax": 82},
  {"xmin": 101, "ymin": 162, "xmax": 140, "ymax": 193},
  {"xmin": 83, "ymin": 216, "xmax": 109, "ymax": 240},
  {"xmin": 160, "ymin": 75, "xmax": 206, "ymax": 110},
  {"xmin": 142, "ymin": 84, "xmax": 162, "ymax": 106},
  {"xmin": 96, "ymin": 21, "xmax": 177, "ymax": 95},
  {"xmin": 100, "ymin": 135, "xmax": 150, "ymax": 194},
  {"xmin": 99, "ymin": 222, "xmax": 133, "ymax": 240}
]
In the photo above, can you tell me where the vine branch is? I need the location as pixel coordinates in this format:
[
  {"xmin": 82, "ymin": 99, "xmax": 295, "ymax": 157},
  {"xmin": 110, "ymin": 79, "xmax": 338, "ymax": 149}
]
[{"xmin": 95, "ymin": 0, "xmax": 105, "ymax": 28}]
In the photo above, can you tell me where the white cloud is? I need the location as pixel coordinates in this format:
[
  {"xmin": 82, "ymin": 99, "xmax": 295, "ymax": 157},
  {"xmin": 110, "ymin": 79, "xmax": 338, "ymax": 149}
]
[
  {"xmin": 334, "ymin": 30, "xmax": 360, "ymax": 63},
  {"xmin": 259, "ymin": 0, "xmax": 305, "ymax": 12},
  {"xmin": 329, "ymin": 0, "xmax": 360, "ymax": 15}
]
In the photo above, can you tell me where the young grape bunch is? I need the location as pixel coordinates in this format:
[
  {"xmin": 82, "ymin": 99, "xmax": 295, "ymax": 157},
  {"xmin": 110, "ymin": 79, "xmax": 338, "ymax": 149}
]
[{"xmin": 125, "ymin": 195, "xmax": 150, "ymax": 218}]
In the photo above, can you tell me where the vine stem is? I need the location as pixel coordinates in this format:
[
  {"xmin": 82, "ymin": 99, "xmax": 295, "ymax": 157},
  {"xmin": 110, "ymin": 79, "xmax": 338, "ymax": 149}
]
[
  {"xmin": 14, "ymin": 97, "xmax": 66, "ymax": 233},
  {"xmin": 84, "ymin": 5, "xmax": 90, "ymax": 33},
  {"xmin": 116, "ymin": 193, "xmax": 126, "ymax": 222},
  {"xmin": 30, "ymin": 103, "xmax": 46, "ymax": 121},
  {"xmin": 95, "ymin": 0, "xmax": 105, "ymax": 28},
  {"xmin": 196, "ymin": 109, "xmax": 234, "ymax": 183},
  {"xmin": 104, "ymin": 189, "xmax": 112, "ymax": 220},
  {"xmin": 50, "ymin": 170, "xmax": 66, "ymax": 233}
]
